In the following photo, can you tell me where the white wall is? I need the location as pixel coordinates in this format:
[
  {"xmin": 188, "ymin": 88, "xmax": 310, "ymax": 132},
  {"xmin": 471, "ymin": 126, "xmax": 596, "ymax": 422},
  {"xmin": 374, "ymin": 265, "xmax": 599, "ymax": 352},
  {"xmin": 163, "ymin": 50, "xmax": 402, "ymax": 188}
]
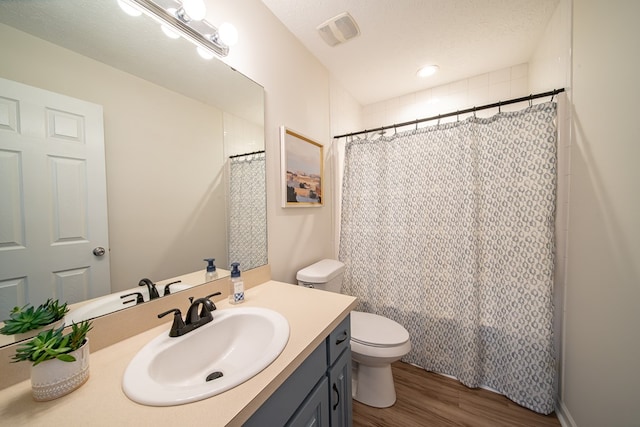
[
  {"xmin": 562, "ymin": 0, "xmax": 640, "ymax": 425},
  {"xmin": 329, "ymin": 76, "xmax": 363, "ymax": 255},
  {"xmin": 361, "ymin": 63, "xmax": 530, "ymax": 130}
]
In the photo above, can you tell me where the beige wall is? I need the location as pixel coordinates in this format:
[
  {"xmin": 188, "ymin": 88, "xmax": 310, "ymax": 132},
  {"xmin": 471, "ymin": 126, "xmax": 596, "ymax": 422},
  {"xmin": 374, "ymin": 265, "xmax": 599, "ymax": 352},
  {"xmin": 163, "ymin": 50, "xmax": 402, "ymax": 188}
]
[
  {"xmin": 0, "ymin": 24, "xmax": 227, "ymax": 294},
  {"xmin": 210, "ymin": 0, "xmax": 334, "ymax": 283},
  {"xmin": 563, "ymin": 0, "xmax": 640, "ymax": 425}
]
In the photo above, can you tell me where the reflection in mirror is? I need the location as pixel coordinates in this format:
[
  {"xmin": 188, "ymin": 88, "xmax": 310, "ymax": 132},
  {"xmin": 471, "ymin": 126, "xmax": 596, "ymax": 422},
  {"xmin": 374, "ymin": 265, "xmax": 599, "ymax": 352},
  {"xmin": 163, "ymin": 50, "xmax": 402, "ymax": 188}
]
[{"xmin": 0, "ymin": 0, "xmax": 266, "ymax": 346}]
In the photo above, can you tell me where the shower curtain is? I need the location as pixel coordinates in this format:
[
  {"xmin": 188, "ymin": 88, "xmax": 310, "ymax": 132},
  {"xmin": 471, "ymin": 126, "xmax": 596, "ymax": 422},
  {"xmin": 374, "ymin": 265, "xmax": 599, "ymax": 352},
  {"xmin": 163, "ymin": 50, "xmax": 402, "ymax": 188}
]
[
  {"xmin": 339, "ymin": 102, "xmax": 557, "ymax": 414},
  {"xmin": 228, "ymin": 152, "xmax": 267, "ymax": 271}
]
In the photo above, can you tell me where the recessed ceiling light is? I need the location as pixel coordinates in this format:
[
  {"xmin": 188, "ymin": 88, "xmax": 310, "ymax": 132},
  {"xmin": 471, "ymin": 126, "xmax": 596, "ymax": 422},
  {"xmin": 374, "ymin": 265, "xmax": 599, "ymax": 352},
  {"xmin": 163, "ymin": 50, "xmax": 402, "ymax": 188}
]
[{"xmin": 417, "ymin": 65, "xmax": 439, "ymax": 78}]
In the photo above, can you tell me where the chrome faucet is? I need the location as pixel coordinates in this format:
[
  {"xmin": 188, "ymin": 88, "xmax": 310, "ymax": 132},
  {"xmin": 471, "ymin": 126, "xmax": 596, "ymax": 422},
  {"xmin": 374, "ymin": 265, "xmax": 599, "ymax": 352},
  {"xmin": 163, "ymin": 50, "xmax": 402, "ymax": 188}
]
[
  {"xmin": 139, "ymin": 278, "xmax": 160, "ymax": 300},
  {"xmin": 157, "ymin": 292, "xmax": 222, "ymax": 337}
]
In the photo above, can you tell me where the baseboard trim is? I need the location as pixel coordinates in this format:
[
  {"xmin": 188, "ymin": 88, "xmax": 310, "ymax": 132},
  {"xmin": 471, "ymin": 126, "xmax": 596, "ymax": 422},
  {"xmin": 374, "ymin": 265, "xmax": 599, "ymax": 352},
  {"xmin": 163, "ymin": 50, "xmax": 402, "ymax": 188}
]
[{"xmin": 556, "ymin": 400, "xmax": 577, "ymax": 427}]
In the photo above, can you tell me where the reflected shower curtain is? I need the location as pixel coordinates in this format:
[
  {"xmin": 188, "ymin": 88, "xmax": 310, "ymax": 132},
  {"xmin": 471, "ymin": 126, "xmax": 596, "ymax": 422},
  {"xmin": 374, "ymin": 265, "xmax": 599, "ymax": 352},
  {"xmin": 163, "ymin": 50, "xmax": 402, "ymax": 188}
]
[
  {"xmin": 339, "ymin": 102, "xmax": 557, "ymax": 414},
  {"xmin": 228, "ymin": 152, "xmax": 267, "ymax": 271}
]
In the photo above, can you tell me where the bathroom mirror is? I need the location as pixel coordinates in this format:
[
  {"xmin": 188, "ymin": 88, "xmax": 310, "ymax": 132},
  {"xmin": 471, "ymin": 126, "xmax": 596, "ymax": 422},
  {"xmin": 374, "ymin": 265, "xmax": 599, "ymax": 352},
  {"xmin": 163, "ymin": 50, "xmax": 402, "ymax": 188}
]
[{"xmin": 0, "ymin": 0, "xmax": 266, "ymax": 346}]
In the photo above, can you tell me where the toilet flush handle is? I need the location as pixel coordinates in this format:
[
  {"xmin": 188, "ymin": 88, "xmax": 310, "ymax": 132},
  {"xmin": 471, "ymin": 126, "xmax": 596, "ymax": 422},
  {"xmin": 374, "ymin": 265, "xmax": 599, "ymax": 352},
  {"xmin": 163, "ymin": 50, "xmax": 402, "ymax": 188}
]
[{"xmin": 335, "ymin": 331, "xmax": 348, "ymax": 345}]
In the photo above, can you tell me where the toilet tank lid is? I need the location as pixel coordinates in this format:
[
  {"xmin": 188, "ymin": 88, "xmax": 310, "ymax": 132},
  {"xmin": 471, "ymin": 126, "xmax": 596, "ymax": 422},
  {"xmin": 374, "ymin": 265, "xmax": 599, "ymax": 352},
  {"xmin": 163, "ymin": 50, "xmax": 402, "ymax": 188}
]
[{"xmin": 297, "ymin": 259, "xmax": 345, "ymax": 283}]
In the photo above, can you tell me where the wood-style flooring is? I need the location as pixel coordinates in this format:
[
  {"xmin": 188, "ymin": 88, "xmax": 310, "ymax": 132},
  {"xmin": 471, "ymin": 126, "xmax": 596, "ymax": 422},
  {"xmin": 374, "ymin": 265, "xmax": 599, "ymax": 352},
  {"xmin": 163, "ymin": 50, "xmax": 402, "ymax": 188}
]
[{"xmin": 352, "ymin": 362, "xmax": 561, "ymax": 427}]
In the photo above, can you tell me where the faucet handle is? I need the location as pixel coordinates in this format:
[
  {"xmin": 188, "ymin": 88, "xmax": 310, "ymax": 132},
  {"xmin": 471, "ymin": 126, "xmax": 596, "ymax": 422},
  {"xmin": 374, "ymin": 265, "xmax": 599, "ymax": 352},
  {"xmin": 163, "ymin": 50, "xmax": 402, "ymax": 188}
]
[
  {"xmin": 202, "ymin": 292, "xmax": 222, "ymax": 315},
  {"xmin": 205, "ymin": 292, "xmax": 222, "ymax": 311},
  {"xmin": 120, "ymin": 292, "xmax": 144, "ymax": 305},
  {"xmin": 158, "ymin": 308, "xmax": 186, "ymax": 337},
  {"xmin": 163, "ymin": 280, "xmax": 182, "ymax": 296}
]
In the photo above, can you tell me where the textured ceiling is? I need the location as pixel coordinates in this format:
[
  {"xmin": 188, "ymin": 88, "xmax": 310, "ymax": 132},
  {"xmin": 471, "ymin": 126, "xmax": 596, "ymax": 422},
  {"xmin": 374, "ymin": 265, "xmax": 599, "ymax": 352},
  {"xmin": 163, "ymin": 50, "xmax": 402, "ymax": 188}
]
[{"xmin": 261, "ymin": 0, "xmax": 559, "ymax": 105}]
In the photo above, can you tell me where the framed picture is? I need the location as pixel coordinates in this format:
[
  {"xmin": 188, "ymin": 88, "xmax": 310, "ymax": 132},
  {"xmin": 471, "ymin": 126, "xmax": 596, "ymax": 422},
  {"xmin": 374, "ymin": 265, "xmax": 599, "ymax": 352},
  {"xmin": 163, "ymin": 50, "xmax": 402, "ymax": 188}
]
[{"xmin": 280, "ymin": 126, "xmax": 324, "ymax": 207}]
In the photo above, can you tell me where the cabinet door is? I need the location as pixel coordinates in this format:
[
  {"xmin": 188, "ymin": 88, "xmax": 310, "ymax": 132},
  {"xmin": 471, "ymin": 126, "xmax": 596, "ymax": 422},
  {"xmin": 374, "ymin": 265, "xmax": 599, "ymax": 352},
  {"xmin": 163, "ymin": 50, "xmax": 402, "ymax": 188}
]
[
  {"xmin": 244, "ymin": 342, "xmax": 327, "ymax": 427},
  {"xmin": 328, "ymin": 348, "xmax": 353, "ymax": 427},
  {"xmin": 287, "ymin": 376, "xmax": 330, "ymax": 427}
]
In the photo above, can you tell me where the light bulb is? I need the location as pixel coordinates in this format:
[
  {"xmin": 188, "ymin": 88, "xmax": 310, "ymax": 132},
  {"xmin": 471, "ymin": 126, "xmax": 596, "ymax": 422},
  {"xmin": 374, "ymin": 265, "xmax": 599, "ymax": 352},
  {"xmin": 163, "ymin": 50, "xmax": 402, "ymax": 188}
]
[
  {"xmin": 161, "ymin": 24, "xmax": 181, "ymax": 39},
  {"xmin": 417, "ymin": 65, "xmax": 439, "ymax": 78},
  {"xmin": 197, "ymin": 46, "xmax": 214, "ymax": 60},
  {"xmin": 181, "ymin": 0, "xmax": 206, "ymax": 21},
  {"xmin": 117, "ymin": 0, "xmax": 142, "ymax": 17},
  {"xmin": 218, "ymin": 22, "xmax": 238, "ymax": 46}
]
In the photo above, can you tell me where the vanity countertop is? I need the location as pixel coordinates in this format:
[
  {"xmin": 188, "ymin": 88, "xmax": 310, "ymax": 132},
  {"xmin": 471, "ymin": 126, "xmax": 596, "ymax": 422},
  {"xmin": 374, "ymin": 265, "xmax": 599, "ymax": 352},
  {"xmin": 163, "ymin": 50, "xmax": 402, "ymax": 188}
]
[{"xmin": 0, "ymin": 281, "xmax": 357, "ymax": 426}]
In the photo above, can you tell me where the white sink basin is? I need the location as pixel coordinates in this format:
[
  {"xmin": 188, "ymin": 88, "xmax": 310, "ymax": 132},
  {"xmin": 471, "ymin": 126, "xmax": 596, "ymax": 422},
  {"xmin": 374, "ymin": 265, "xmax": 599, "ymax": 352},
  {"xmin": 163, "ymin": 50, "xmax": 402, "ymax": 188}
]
[
  {"xmin": 122, "ymin": 306, "xmax": 290, "ymax": 406},
  {"xmin": 64, "ymin": 283, "xmax": 195, "ymax": 324}
]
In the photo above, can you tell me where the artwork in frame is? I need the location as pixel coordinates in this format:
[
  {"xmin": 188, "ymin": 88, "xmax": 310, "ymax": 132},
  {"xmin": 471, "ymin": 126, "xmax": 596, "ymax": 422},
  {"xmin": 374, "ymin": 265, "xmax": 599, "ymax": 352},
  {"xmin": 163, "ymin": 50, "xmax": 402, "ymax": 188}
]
[{"xmin": 280, "ymin": 126, "xmax": 324, "ymax": 207}]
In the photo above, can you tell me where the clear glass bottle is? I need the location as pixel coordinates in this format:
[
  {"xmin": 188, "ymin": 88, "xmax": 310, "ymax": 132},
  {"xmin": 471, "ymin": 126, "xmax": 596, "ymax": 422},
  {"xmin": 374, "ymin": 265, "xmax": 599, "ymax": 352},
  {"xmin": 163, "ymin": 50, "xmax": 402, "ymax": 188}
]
[{"xmin": 204, "ymin": 258, "xmax": 218, "ymax": 282}]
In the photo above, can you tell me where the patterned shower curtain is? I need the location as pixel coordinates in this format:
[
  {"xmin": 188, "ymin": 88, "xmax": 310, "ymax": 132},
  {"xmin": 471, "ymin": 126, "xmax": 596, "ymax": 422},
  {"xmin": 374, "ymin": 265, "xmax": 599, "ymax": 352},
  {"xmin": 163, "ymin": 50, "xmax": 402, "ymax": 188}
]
[
  {"xmin": 228, "ymin": 152, "xmax": 267, "ymax": 271},
  {"xmin": 339, "ymin": 102, "xmax": 557, "ymax": 414}
]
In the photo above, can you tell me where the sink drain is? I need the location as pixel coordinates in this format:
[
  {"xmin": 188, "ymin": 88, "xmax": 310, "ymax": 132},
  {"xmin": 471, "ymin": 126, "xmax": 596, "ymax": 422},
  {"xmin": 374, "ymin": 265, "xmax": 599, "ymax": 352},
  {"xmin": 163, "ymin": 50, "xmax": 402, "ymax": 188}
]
[{"xmin": 206, "ymin": 371, "xmax": 224, "ymax": 382}]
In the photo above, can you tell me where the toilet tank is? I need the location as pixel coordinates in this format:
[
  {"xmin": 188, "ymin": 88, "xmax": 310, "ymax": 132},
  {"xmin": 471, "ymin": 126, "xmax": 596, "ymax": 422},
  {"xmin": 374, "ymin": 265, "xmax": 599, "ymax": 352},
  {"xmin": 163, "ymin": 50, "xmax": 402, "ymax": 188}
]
[{"xmin": 296, "ymin": 259, "xmax": 345, "ymax": 293}]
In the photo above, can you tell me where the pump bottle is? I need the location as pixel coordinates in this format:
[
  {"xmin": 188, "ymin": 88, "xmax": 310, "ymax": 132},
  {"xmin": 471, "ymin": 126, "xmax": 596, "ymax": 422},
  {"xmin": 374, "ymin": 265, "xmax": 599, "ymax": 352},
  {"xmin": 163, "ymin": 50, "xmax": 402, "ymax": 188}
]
[
  {"xmin": 228, "ymin": 262, "xmax": 245, "ymax": 304},
  {"xmin": 204, "ymin": 258, "xmax": 218, "ymax": 282}
]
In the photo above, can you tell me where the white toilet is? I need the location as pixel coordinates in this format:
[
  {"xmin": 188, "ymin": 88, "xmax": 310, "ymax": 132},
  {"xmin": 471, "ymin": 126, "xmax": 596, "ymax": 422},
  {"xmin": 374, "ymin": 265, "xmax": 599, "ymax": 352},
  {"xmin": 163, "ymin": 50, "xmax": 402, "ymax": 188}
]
[{"xmin": 297, "ymin": 259, "xmax": 411, "ymax": 408}]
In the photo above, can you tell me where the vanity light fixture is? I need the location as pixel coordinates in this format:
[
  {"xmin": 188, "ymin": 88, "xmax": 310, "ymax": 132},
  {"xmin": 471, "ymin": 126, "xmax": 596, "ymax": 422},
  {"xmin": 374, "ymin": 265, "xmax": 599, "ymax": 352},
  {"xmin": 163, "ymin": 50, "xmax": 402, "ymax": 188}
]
[
  {"xmin": 417, "ymin": 64, "xmax": 439, "ymax": 78},
  {"xmin": 117, "ymin": 0, "xmax": 237, "ymax": 58}
]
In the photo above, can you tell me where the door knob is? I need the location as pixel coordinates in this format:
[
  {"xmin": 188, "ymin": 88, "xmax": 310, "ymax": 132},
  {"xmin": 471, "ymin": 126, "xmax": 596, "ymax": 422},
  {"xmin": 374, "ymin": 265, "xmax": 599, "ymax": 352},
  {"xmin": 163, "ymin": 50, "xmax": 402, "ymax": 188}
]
[{"xmin": 93, "ymin": 247, "xmax": 106, "ymax": 256}]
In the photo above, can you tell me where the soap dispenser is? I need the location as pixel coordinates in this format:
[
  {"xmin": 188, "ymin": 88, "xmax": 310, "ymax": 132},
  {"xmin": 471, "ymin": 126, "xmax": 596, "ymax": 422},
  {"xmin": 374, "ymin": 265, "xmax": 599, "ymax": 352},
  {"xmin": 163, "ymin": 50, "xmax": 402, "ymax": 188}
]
[
  {"xmin": 228, "ymin": 262, "xmax": 245, "ymax": 304},
  {"xmin": 204, "ymin": 258, "xmax": 218, "ymax": 282}
]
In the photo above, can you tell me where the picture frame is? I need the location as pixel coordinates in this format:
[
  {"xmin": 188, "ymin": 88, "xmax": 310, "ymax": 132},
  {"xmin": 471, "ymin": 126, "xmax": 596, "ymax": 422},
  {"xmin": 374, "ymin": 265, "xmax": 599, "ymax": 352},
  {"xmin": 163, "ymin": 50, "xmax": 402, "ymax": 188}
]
[{"xmin": 280, "ymin": 126, "xmax": 324, "ymax": 207}]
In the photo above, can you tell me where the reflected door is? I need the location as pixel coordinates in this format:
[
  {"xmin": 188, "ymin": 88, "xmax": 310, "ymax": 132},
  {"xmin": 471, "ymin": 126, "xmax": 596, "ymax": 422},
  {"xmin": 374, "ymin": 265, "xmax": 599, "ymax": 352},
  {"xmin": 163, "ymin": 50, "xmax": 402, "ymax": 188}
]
[{"xmin": 0, "ymin": 78, "xmax": 110, "ymax": 319}]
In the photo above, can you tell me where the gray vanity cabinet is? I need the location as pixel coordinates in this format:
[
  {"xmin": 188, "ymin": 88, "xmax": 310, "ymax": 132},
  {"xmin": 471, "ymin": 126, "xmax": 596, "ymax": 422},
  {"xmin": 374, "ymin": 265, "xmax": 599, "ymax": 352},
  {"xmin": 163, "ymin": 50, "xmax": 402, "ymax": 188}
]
[
  {"xmin": 244, "ymin": 315, "xmax": 352, "ymax": 427},
  {"xmin": 328, "ymin": 348, "xmax": 352, "ymax": 427},
  {"xmin": 326, "ymin": 315, "xmax": 352, "ymax": 427}
]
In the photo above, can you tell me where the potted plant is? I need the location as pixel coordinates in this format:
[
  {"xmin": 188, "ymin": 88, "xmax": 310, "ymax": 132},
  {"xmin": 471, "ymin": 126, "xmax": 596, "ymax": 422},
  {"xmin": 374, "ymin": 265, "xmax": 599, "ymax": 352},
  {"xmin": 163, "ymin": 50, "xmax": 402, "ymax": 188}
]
[
  {"xmin": 0, "ymin": 299, "xmax": 69, "ymax": 340},
  {"xmin": 12, "ymin": 320, "xmax": 92, "ymax": 401}
]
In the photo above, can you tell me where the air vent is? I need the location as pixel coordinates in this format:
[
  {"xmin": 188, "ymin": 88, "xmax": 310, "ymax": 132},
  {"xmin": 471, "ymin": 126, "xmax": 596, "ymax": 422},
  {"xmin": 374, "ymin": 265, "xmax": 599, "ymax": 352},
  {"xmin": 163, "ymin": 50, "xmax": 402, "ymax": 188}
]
[{"xmin": 316, "ymin": 12, "xmax": 360, "ymax": 47}]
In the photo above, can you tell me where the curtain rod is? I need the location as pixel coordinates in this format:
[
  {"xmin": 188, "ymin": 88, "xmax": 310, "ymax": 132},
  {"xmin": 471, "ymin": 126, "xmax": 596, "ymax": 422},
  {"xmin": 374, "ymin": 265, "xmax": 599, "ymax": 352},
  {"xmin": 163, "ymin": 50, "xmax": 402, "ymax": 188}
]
[
  {"xmin": 229, "ymin": 150, "xmax": 265, "ymax": 159},
  {"xmin": 333, "ymin": 88, "xmax": 565, "ymax": 139}
]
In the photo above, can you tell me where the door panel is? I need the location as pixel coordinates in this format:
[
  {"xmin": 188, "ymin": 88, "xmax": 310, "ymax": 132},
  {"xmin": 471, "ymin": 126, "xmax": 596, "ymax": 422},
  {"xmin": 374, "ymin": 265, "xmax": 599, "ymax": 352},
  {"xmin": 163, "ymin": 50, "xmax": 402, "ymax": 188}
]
[{"xmin": 0, "ymin": 77, "xmax": 110, "ymax": 318}]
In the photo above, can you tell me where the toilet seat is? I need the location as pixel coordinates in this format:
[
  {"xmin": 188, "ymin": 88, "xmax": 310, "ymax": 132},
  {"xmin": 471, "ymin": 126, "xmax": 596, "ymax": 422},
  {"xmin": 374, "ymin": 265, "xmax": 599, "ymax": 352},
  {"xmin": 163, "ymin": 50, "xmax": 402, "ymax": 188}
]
[{"xmin": 350, "ymin": 311, "xmax": 409, "ymax": 348}]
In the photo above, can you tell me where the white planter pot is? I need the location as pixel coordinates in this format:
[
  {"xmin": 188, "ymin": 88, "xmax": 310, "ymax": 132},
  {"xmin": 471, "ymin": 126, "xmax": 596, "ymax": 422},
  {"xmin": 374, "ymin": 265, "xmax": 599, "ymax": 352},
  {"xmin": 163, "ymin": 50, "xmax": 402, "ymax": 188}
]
[{"xmin": 30, "ymin": 339, "xmax": 90, "ymax": 401}]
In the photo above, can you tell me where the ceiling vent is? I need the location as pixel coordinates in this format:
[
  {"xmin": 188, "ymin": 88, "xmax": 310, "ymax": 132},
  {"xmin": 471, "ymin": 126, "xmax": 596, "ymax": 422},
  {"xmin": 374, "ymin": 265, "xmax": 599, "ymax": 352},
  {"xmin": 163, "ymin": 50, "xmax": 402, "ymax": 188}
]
[{"xmin": 316, "ymin": 12, "xmax": 360, "ymax": 47}]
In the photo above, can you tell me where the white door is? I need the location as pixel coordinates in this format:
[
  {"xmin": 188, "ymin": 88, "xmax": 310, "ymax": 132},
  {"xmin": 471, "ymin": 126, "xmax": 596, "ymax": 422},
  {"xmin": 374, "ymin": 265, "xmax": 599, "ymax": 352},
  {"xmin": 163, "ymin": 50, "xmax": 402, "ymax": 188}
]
[{"xmin": 0, "ymin": 77, "xmax": 110, "ymax": 319}]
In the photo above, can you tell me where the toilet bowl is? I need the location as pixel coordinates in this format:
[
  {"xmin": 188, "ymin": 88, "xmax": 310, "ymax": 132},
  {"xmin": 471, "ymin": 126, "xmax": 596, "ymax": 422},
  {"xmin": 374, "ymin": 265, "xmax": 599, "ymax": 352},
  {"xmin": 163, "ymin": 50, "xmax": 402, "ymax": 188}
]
[{"xmin": 297, "ymin": 259, "xmax": 411, "ymax": 408}]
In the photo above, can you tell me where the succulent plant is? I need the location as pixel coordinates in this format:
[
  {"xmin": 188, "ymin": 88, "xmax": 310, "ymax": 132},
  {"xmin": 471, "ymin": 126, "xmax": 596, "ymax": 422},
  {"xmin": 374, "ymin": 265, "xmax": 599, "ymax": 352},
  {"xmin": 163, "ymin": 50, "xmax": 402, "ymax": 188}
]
[
  {"xmin": 12, "ymin": 320, "xmax": 92, "ymax": 366},
  {"xmin": 0, "ymin": 298, "xmax": 69, "ymax": 335}
]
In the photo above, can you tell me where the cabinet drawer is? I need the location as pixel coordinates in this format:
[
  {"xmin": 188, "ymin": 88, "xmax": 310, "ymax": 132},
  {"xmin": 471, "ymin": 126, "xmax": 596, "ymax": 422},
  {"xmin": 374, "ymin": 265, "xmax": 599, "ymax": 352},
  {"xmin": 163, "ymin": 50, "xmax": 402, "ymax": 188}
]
[{"xmin": 327, "ymin": 315, "xmax": 350, "ymax": 366}]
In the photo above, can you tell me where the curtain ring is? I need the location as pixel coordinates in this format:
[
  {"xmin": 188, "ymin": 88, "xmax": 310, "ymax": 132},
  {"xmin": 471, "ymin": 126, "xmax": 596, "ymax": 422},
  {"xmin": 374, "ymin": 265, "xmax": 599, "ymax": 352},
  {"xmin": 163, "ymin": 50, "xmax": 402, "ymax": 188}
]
[
  {"xmin": 498, "ymin": 101, "xmax": 502, "ymax": 113},
  {"xmin": 529, "ymin": 94, "xmax": 533, "ymax": 107},
  {"xmin": 437, "ymin": 114, "xmax": 441, "ymax": 126},
  {"xmin": 456, "ymin": 110, "xmax": 460, "ymax": 122},
  {"xmin": 550, "ymin": 92, "xmax": 556, "ymax": 102},
  {"xmin": 473, "ymin": 107, "xmax": 477, "ymax": 118},
  {"xmin": 415, "ymin": 120, "xmax": 418, "ymax": 131}
]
